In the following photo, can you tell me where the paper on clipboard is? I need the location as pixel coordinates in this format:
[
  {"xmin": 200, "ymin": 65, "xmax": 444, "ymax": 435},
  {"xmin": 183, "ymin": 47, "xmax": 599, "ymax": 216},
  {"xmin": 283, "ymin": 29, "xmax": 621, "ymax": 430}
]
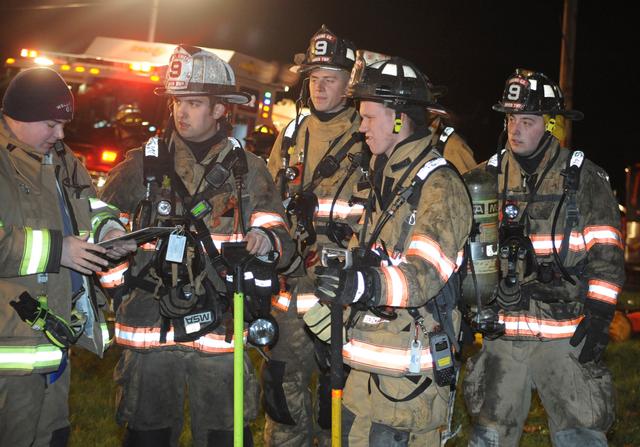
[{"xmin": 97, "ymin": 226, "xmax": 179, "ymax": 249}]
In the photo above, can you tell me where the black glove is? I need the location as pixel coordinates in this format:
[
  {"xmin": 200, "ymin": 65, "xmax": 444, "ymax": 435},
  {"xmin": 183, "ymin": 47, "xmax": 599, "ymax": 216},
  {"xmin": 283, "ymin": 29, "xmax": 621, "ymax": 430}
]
[
  {"xmin": 10, "ymin": 292, "xmax": 84, "ymax": 349},
  {"xmin": 314, "ymin": 266, "xmax": 374, "ymax": 305},
  {"xmin": 570, "ymin": 303, "xmax": 613, "ymax": 364}
]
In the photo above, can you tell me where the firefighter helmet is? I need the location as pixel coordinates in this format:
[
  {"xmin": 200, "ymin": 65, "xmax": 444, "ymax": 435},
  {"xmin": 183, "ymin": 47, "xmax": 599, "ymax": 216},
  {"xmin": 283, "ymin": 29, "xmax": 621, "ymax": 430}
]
[
  {"xmin": 245, "ymin": 124, "xmax": 277, "ymax": 160},
  {"xmin": 346, "ymin": 54, "xmax": 445, "ymax": 112},
  {"xmin": 245, "ymin": 124, "xmax": 277, "ymax": 143},
  {"xmin": 493, "ymin": 69, "xmax": 583, "ymax": 120},
  {"xmin": 115, "ymin": 103, "xmax": 143, "ymax": 127},
  {"xmin": 291, "ymin": 25, "xmax": 356, "ymax": 74},
  {"xmin": 155, "ymin": 45, "xmax": 251, "ymax": 104}
]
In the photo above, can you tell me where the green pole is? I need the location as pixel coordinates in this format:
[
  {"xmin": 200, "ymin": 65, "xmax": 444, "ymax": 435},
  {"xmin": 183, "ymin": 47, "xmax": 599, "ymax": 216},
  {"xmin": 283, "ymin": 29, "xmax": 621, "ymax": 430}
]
[{"xmin": 234, "ymin": 287, "xmax": 244, "ymax": 446}]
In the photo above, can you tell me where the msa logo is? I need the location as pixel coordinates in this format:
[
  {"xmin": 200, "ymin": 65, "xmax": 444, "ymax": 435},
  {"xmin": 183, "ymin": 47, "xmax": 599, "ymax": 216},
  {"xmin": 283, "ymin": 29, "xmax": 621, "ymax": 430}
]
[
  {"xmin": 473, "ymin": 201, "xmax": 498, "ymax": 215},
  {"xmin": 184, "ymin": 312, "xmax": 212, "ymax": 326}
]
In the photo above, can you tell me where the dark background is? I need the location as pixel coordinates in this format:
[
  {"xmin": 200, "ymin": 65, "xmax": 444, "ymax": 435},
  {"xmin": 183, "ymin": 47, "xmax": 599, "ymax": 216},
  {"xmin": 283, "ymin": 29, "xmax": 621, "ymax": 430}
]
[{"xmin": 0, "ymin": 0, "xmax": 633, "ymax": 199}]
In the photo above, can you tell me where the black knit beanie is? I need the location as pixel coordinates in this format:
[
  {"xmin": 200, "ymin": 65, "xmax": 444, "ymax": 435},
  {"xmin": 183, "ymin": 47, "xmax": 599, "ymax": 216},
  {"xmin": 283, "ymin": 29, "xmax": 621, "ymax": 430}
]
[{"xmin": 2, "ymin": 68, "xmax": 74, "ymax": 122}]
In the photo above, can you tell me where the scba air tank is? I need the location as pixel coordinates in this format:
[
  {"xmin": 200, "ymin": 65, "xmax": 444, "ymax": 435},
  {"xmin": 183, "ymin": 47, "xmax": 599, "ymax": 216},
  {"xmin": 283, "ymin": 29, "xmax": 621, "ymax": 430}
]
[{"xmin": 461, "ymin": 166, "xmax": 499, "ymax": 308}]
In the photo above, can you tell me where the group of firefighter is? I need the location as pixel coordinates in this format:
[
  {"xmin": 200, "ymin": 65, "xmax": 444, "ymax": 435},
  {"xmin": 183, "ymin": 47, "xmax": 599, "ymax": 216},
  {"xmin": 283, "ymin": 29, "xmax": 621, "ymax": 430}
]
[{"xmin": 0, "ymin": 24, "xmax": 625, "ymax": 447}]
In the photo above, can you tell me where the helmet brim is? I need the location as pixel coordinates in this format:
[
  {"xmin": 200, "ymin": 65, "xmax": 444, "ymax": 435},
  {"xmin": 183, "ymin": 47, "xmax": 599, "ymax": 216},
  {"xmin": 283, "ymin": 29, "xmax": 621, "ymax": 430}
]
[
  {"xmin": 154, "ymin": 87, "xmax": 252, "ymax": 105},
  {"xmin": 290, "ymin": 64, "xmax": 350, "ymax": 74},
  {"xmin": 352, "ymin": 94, "xmax": 449, "ymax": 116},
  {"xmin": 492, "ymin": 103, "xmax": 584, "ymax": 121}
]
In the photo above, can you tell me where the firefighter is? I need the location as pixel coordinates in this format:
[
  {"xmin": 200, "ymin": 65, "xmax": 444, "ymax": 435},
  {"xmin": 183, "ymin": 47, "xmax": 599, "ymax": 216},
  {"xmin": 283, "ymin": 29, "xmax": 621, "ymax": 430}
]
[
  {"xmin": 262, "ymin": 25, "xmax": 365, "ymax": 447},
  {"xmin": 463, "ymin": 69, "xmax": 625, "ymax": 446},
  {"xmin": 428, "ymin": 111, "xmax": 477, "ymax": 173},
  {"xmin": 309, "ymin": 55, "xmax": 473, "ymax": 445},
  {"xmin": 100, "ymin": 45, "xmax": 294, "ymax": 447},
  {"xmin": 114, "ymin": 103, "xmax": 148, "ymax": 153},
  {"xmin": 0, "ymin": 67, "xmax": 134, "ymax": 447},
  {"xmin": 245, "ymin": 124, "xmax": 277, "ymax": 162}
]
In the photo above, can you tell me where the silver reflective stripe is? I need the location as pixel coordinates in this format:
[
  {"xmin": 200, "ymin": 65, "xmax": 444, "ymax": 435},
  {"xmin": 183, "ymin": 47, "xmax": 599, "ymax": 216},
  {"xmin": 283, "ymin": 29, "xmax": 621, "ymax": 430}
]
[
  {"xmin": 0, "ymin": 345, "xmax": 62, "ymax": 371},
  {"xmin": 416, "ymin": 157, "xmax": 447, "ymax": 181},
  {"xmin": 570, "ymin": 150, "xmax": 584, "ymax": 168},
  {"xmin": 20, "ymin": 228, "xmax": 51, "ymax": 275}
]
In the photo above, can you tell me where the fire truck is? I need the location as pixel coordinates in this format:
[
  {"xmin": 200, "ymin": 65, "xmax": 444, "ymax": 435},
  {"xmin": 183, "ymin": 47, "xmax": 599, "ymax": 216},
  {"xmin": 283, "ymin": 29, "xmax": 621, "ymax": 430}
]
[{"xmin": 2, "ymin": 36, "xmax": 298, "ymax": 187}]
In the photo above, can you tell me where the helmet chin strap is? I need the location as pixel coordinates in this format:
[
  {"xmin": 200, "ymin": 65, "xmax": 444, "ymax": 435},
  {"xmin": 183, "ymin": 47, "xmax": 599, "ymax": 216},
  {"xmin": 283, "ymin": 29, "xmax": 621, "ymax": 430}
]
[{"xmin": 526, "ymin": 130, "xmax": 554, "ymax": 160}]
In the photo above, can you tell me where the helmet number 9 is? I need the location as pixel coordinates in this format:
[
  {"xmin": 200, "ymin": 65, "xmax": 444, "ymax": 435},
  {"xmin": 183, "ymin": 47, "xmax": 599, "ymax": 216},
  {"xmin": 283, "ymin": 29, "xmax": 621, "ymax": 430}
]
[
  {"xmin": 507, "ymin": 84, "xmax": 521, "ymax": 101},
  {"xmin": 169, "ymin": 60, "xmax": 183, "ymax": 79},
  {"xmin": 314, "ymin": 40, "xmax": 328, "ymax": 56}
]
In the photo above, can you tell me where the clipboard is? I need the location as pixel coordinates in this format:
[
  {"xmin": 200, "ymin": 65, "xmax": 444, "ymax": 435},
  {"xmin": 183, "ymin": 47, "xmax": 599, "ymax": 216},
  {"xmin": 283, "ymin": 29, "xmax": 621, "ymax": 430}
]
[{"xmin": 97, "ymin": 226, "xmax": 179, "ymax": 249}]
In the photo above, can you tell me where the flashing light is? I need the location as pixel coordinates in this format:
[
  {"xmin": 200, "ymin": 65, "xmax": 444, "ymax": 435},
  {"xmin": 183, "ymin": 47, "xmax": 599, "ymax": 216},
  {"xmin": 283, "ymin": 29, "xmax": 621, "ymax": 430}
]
[
  {"xmin": 150, "ymin": 74, "xmax": 160, "ymax": 82},
  {"xmin": 21, "ymin": 49, "xmax": 38, "ymax": 58},
  {"xmin": 34, "ymin": 57, "xmax": 54, "ymax": 66},
  {"xmin": 101, "ymin": 150, "xmax": 118, "ymax": 163},
  {"xmin": 6, "ymin": 58, "xmax": 16, "ymax": 64},
  {"xmin": 89, "ymin": 68, "xmax": 100, "ymax": 75},
  {"xmin": 262, "ymin": 112, "xmax": 269, "ymax": 118},
  {"xmin": 75, "ymin": 66, "xmax": 86, "ymax": 73},
  {"xmin": 260, "ymin": 127, "xmax": 269, "ymax": 134},
  {"xmin": 284, "ymin": 86, "xmax": 290, "ymax": 92},
  {"xmin": 130, "ymin": 62, "xmax": 153, "ymax": 73},
  {"xmin": 264, "ymin": 91, "xmax": 272, "ymax": 98},
  {"xmin": 263, "ymin": 106, "xmax": 270, "ymax": 112},
  {"xmin": 61, "ymin": 64, "xmax": 71, "ymax": 71},
  {"xmin": 263, "ymin": 98, "xmax": 271, "ymax": 105}
]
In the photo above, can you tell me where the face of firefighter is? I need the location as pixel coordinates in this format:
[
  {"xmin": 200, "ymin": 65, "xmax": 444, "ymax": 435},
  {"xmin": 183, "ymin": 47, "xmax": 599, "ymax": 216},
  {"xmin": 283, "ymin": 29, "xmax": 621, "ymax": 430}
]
[
  {"xmin": 5, "ymin": 117, "xmax": 66, "ymax": 154},
  {"xmin": 507, "ymin": 113, "xmax": 546, "ymax": 156},
  {"xmin": 358, "ymin": 101, "xmax": 408, "ymax": 157},
  {"xmin": 172, "ymin": 96, "xmax": 225, "ymax": 142},
  {"xmin": 308, "ymin": 68, "xmax": 349, "ymax": 113}
]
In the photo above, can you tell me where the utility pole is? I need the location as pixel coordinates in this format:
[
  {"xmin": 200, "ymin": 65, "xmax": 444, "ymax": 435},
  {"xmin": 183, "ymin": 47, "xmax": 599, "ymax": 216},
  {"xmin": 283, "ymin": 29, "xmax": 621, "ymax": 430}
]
[
  {"xmin": 147, "ymin": 0, "xmax": 160, "ymax": 42},
  {"xmin": 559, "ymin": 0, "xmax": 578, "ymax": 147}
]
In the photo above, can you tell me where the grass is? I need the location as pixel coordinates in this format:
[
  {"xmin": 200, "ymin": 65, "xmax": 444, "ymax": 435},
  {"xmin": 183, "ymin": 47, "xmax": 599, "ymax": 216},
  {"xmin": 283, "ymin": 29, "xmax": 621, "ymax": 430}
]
[{"xmin": 68, "ymin": 336, "xmax": 640, "ymax": 447}]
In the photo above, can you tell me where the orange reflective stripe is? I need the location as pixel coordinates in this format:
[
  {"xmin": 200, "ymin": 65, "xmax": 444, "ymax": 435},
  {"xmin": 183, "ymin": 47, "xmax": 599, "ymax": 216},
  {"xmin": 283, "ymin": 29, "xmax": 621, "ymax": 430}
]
[
  {"xmin": 114, "ymin": 323, "xmax": 246, "ymax": 353},
  {"xmin": 97, "ymin": 262, "xmax": 129, "ymax": 288},
  {"xmin": 583, "ymin": 226, "xmax": 623, "ymax": 250},
  {"xmin": 380, "ymin": 266, "xmax": 408, "ymax": 307},
  {"xmin": 296, "ymin": 293, "xmax": 319, "ymax": 314},
  {"xmin": 250, "ymin": 212, "xmax": 288, "ymax": 230},
  {"xmin": 530, "ymin": 232, "xmax": 585, "ymax": 256},
  {"xmin": 272, "ymin": 291, "xmax": 291, "ymax": 312},
  {"xmin": 587, "ymin": 279, "xmax": 621, "ymax": 305},
  {"xmin": 406, "ymin": 234, "xmax": 456, "ymax": 282},
  {"xmin": 499, "ymin": 314, "xmax": 581, "ymax": 339},
  {"xmin": 343, "ymin": 339, "xmax": 433, "ymax": 373}
]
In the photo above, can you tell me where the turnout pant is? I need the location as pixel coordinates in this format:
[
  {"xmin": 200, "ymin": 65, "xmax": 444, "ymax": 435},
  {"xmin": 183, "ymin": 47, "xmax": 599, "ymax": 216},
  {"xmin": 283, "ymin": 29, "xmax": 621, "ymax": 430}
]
[
  {"xmin": 464, "ymin": 337, "xmax": 614, "ymax": 447},
  {"xmin": 261, "ymin": 303, "xmax": 330, "ymax": 447},
  {"xmin": 0, "ymin": 365, "xmax": 71, "ymax": 447},
  {"xmin": 114, "ymin": 349, "xmax": 259, "ymax": 447},
  {"xmin": 342, "ymin": 369, "xmax": 451, "ymax": 447}
]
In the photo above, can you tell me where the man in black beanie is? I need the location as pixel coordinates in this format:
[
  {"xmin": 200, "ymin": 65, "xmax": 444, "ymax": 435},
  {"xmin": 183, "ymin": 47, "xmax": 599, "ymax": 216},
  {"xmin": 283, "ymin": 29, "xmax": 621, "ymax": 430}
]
[{"xmin": 0, "ymin": 67, "xmax": 136, "ymax": 447}]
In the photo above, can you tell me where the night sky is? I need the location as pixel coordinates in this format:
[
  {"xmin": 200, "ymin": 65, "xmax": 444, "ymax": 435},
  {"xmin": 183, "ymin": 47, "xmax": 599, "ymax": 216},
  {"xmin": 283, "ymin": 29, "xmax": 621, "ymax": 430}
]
[{"xmin": 0, "ymin": 0, "xmax": 633, "ymax": 199}]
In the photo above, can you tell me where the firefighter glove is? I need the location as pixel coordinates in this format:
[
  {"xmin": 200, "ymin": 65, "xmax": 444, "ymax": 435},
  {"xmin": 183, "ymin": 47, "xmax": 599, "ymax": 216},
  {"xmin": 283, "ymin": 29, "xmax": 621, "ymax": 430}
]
[
  {"xmin": 314, "ymin": 266, "xmax": 374, "ymax": 305},
  {"xmin": 570, "ymin": 307, "xmax": 612, "ymax": 364},
  {"xmin": 10, "ymin": 292, "xmax": 84, "ymax": 349}
]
